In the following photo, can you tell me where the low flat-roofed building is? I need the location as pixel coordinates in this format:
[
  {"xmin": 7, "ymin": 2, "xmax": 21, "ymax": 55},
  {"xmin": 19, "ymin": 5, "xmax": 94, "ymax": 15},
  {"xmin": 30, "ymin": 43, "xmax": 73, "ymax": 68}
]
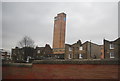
[{"xmin": 0, "ymin": 49, "xmax": 10, "ymax": 60}]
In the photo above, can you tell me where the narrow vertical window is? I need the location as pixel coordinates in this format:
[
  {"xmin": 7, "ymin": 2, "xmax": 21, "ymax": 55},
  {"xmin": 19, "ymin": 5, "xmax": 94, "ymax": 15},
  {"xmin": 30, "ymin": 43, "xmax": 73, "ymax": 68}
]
[
  {"xmin": 79, "ymin": 54, "xmax": 83, "ymax": 58},
  {"xmin": 110, "ymin": 52, "xmax": 114, "ymax": 58},
  {"xmin": 110, "ymin": 43, "xmax": 114, "ymax": 49},
  {"xmin": 68, "ymin": 54, "xmax": 71, "ymax": 59},
  {"xmin": 37, "ymin": 50, "xmax": 40, "ymax": 53},
  {"xmin": 69, "ymin": 47, "xmax": 72, "ymax": 51}
]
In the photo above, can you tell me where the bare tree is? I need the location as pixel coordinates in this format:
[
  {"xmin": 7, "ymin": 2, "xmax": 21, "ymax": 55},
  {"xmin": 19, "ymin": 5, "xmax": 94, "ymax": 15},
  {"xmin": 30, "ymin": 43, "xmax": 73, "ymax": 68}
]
[{"xmin": 18, "ymin": 36, "xmax": 34, "ymax": 48}]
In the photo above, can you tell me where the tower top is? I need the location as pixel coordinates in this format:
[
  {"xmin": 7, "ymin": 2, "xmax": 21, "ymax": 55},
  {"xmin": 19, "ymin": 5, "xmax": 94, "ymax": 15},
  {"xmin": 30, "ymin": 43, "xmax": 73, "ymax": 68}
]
[{"xmin": 57, "ymin": 12, "xmax": 66, "ymax": 16}]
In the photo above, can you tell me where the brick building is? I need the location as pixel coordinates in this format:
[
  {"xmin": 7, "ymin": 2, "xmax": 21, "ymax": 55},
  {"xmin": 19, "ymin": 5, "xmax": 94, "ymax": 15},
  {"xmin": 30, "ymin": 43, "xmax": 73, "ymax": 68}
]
[
  {"xmin": 12, "ymin": 47, "xmax": 35, "ymax": 62},
  {"xmin": 65, "ymin": 40, "xmax": 102, "ymax": 59},
  {"xmin": 0, "ymin": 49, "xmax": 10, "ymax": 61},
  {"xmin": 82, "ymin": 41, "xmax": 102, "ymax": 59},
  {"xmin": 52, "ymin": 13, "xmax": 66, "ymax": 58},
  {"xmin": 100, "ymin": 45, "xmax": 104, "ymax": 59},
  {"xmin": 65, "ymin": 40, "xmax": 86, "ymax": 59},
  {"xmin": 35, "ymin": 44, "xmax": 53, "ymax": 59},
  {"xmin": 104, "ymin": 38, "xmax": 120, "ymax": 60},
  {"xmin": 11, "ymin": 44, "xmax": 53, "ymax": 62}
]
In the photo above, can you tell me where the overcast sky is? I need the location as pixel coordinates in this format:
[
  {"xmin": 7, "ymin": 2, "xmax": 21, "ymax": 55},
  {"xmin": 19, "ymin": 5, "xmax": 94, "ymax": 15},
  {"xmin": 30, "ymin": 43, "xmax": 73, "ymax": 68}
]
[{"xmin": 2, "ymin": 2, "xmax": 118, "ymax": 51}]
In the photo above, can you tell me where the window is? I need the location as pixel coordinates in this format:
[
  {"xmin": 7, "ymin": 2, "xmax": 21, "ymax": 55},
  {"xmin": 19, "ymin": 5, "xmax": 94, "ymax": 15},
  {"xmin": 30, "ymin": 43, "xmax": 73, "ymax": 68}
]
[
  {"xmin": 55, "ymin": 55, "xmax": 57, "ymax": 58},
  {"xmin": 69, "ymin": 47, "xmax": 72, "ymax": 51},
  {"xmin": 68, "ymin": 54, "xmax": 71, "ymax": 59},
  {"xmin": 79, "ymin": 54, "xmax": 83, "ymax": 59},
  {"xmin": 54, "ymin": 17, "xmax": 58, "ymax": 20},
  {"xmin": 14, "ymin": 53, "xmax": 16, "ymax": 55},
  {"xmin": 110, "ymin": 43, "xmax": 114, "ymax": 49},
  {"xmin": 1, "ymin": 56, "xmax": 4, "ymax": 60},
  {"xmin": 64, "ymin": 17, "xmax": 66, "ymax": 21},
  {"xmin": 79, "ymin": 46, "xmax": 83, "ymax": 50},
  {"xmin": 37, "ymin": 50, "xmax": 40, "ymax": 53},
  {"xmin": 110, "ymin": 52, "xmax": 114, "ymax": 58}
]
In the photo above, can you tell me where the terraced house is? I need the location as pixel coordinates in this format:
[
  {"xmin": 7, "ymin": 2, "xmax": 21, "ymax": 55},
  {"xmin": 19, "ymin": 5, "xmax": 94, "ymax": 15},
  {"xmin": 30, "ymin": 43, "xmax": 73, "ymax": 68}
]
[
  {"xmin": 11, "ymin": 44, "xmax": 53, "ymax": 62},
  {"xmin": 12, "ymin": 47, "xmax": 35, "ymax": 62},
  {"xmin": 65, "ymin": 40, "xmax": 103, "ymax": 60},
  {"xmin": 104, "ymin": 38, "xmax": 120, "ymax": 60},
  {"xmin": 35, "ymin": 44, "xmax": 53, "ymax": 59},
  {"xmin": 65, "ymin": 40, "xmax": 85, "ymax": 59}
]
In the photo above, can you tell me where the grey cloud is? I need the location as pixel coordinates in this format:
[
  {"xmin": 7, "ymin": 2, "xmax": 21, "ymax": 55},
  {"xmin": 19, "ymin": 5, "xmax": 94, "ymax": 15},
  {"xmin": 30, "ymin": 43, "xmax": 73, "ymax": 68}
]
[{"xmin": 2, "ymin": 2, "xmax": 118, "ymax": 51}]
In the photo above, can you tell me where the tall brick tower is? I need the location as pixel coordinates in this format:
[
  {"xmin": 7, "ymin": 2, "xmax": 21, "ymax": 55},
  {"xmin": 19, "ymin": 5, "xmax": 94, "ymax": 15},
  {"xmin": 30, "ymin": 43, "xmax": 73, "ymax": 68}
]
[{"xmin": 53, "ymin": 13, "xmax": 66, "ymax": 56}]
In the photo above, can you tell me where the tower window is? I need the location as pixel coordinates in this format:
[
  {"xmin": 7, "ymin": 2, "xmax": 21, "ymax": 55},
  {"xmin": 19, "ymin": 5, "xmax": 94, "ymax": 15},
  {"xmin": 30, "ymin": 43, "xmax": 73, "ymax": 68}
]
[
  {"xmin": 54, "ymin": 17, "xmax": 58, "ymax": 20},
  {"xmin": 64, "ymin": 17, "xmax": 66, "ymax": 21}
]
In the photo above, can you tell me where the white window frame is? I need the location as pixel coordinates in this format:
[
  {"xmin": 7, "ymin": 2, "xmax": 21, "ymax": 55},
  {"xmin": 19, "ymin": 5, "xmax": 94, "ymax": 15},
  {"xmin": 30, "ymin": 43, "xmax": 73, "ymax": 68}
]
[
  {"xmin": 37, "ymin": 50, "xmax": 40, "ymax": 53},
  {"xmin": 110, "ymin": 52, "xmax": 115, "ymax": 58},
  {"xmin": 110, "ymin": 43, "xmax": 114, "ymax": 49},
  {"xmin": 68, "ymin": 54, "xmax": 71, "ymax": 59},
  {"xmin": 79, "ymin": 54, "xmax": 83, "ymax": 59},
  {"xmin": 69, "ymin": 47, "xmax": 72, "ymax": 51},
  {"xmin": 79, "ymin": 46, "xmax": 83, "ymax": 50}
]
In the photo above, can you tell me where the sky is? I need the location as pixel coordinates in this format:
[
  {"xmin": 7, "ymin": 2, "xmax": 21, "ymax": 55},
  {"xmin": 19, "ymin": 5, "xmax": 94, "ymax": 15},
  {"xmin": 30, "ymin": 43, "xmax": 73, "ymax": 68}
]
[{"xmin": 2, "ymin": 2, "xmax": 118, "ymax": 52}]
